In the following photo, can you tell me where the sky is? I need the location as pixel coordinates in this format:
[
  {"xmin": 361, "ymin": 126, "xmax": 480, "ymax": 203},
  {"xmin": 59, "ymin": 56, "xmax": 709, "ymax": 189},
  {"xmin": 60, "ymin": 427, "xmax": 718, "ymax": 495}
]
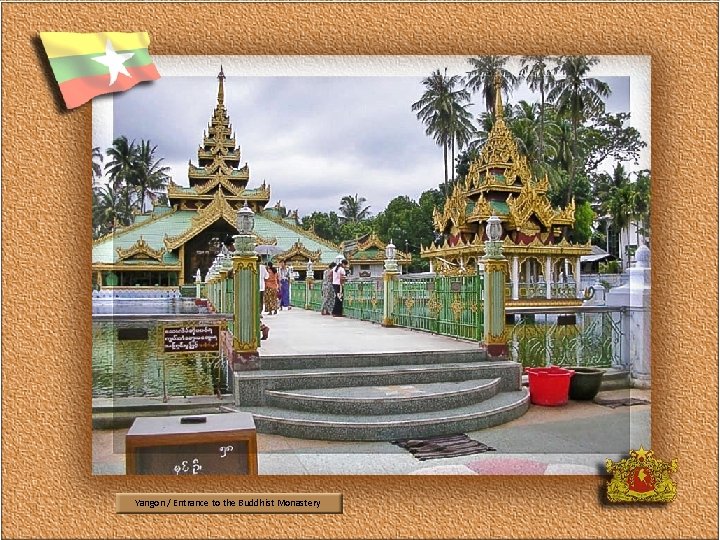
[{"xmin": 97, "ymin": 56, "xmax": 649, "ymax": 219}]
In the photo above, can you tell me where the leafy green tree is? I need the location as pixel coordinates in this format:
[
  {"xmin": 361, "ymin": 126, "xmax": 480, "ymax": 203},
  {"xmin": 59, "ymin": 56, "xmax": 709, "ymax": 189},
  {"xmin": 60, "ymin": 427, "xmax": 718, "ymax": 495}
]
[
  {"xmin": 465, "ymin": 56, "xmax": 519, "ymax": 115},
  {"xmin": 339, "ymin": 219, "xmax": 374, "ymax": 243},
  {"xmin": 301, "ymin": 211, "xmax": 342, "ymax": 244},
  {"xmin": 339, "ymin": 194, "xmax": 372, "ymax": 223},
  {"xmin": 570, "ymin": 201, "xmax": 594, "ymax": 244},
  {"xmin": 583, "ymin": 112, "xmax": 647, "ymax": 172},
  {"xmin": 547, "ymin": 56, "xmax": 611, "ymax": 204}
]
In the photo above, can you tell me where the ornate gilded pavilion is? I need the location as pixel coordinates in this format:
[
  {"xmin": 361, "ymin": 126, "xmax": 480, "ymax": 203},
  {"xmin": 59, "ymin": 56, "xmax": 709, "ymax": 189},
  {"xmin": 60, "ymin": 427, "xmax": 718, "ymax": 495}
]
[
  {"xmin": 421, "ymin": 75, "xmax": 591, "ymax": 306},
  {"xmin": 92, "ymin": 69, "xmax": 342, "ymax": 288},
  {"xmin": 342, "ymin": 232, "xmax": 412, "ymax": 277}
]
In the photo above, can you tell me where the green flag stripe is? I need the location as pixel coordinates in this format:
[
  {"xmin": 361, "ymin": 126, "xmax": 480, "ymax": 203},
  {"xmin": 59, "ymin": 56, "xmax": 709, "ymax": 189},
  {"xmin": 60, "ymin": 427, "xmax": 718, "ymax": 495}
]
[{"xmin": 49, "ymin": 49, "xmax": 154, "ymax": 84}]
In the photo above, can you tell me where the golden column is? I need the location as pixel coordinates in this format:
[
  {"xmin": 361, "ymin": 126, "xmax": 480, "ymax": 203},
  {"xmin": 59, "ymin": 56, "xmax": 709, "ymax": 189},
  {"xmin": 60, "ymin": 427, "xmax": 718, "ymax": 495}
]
[
  {"xmin": 482, "ymin": 215, "xmax": 509, "ymax": 357},
  {"xmin": 231, "ymin": 202, "xmax": 260, "ymax": 371}
]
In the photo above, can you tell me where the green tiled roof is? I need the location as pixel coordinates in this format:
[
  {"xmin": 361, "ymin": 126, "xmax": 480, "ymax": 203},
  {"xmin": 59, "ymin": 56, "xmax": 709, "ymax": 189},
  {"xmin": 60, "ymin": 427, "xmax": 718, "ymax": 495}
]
[
  {"xmin": 489, "ymin": 201, "xmax": 509, "ymax": 215},
  {"xmin": 93, "ymin": 210, "xmax": 341, "ymax": 265},
  {"xmin": 92, "ymin": 210, "xmax": 194, "ymax": 265},
  {"xmin": 254, "ymin": 215, "xmax": 340, "ymax": 264}
]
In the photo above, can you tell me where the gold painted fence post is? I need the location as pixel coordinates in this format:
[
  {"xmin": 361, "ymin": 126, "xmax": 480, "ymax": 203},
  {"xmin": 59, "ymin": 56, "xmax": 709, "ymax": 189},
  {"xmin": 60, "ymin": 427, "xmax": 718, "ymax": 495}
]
[
  {"xmin": 482, "ymin": 216, "xmax": 508, "ymax": 357},
  {"xmin": 382, "ymin": 240, "xmax": 400, "ymax": 327}
]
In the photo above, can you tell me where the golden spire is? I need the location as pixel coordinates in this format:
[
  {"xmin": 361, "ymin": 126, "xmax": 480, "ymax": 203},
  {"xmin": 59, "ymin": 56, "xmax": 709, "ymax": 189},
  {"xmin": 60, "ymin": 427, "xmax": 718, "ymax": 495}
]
[
  {"xmin": 217, "ymin": 65, "xmax": 226, "ymax": 105},
  {"xmin": 494, "ymin": 70, "xmax": 504, "ymax": 119}
]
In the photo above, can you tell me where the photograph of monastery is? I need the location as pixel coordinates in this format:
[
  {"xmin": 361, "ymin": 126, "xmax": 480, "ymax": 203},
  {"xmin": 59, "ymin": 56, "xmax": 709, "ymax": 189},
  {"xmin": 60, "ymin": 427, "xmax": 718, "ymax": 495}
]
[{"xmin": 92, "ymin": 56, "xmax": 651, "ymax": 476}]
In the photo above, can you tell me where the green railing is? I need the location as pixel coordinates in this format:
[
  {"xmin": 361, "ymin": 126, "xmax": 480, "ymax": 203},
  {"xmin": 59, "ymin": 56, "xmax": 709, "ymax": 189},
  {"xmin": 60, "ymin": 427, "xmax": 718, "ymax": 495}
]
[
  {"xmin": 290, "ymin": 281, "xmax": 323, "ymax": 311},
  {"xmin": 343, "ymin": 279, "xmax": 383, "ymax": 323},
  {"xmin": 290, "ymin": 281, "xmax": 306, "ymax": 307},
  {"xmin": 507, "ymin": 307, "xmax": 622, "ymax": 368},
  {"xmin": 393, "ymin": 275, "xmax": 484, "ymax": 341}
]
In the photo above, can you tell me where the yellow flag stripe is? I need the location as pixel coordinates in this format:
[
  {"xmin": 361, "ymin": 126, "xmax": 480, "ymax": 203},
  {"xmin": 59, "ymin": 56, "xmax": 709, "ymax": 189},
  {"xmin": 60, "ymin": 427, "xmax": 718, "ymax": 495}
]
[{"xmin": 39, "ymin": 32, "xmax": 151, "ymax": 59}]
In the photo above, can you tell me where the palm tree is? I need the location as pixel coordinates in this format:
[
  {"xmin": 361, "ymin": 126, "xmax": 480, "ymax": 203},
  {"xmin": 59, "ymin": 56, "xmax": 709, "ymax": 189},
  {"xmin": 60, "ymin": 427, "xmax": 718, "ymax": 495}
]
[
  {"xmin": 412, "ymin": 69, "xmax": 473, "ymax": 194},
  {"xmin": 105, "ymin": 136, "xmax": 138, "ymax": 224},
  {"xmin": 547, "ymin": 56, "xmax": 611, "ymax": 204},
  {"xmin": 448, "ymin": 98, "xmax": 476, "ymax": 186},
  {"xmin": 93, "ymin": 183, "xmax": 125, "ymax": 237},
  {"xmin": 92, "ymin": 146, "xmax": 104, "ymax": 187},
  {"xmin": 133, "ymin": 140, "xmax": 170, "ymax": 213},
  {"xmin": 519, "ymin": 56, "xmax": 557, "ymax": 163},
  {"xmin": 339, "ymin": 194, "xmax": 371, "ymax": 223},
  {"xmin": 466, "ymin": 56, "xmax": 518, "ymax": 116}
]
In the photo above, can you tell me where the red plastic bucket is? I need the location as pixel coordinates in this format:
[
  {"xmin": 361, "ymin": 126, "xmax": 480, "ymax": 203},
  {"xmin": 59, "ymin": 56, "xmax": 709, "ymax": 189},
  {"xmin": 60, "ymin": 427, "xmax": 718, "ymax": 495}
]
[{"xmin": 526, "ymin": 366, "xmax": 575, "ymax": 406}]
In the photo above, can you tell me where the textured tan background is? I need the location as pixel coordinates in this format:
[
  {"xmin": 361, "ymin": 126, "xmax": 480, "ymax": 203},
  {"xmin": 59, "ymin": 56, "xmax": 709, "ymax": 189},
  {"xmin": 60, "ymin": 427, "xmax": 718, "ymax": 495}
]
[{"xmin": 2, "ymin": 3, "xmax": 718, "ymax": 539}]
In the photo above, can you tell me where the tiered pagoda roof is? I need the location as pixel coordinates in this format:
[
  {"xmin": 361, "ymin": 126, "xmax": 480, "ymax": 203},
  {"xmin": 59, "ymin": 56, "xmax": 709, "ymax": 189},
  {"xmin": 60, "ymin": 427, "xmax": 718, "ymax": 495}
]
[
  {"xmin": 167, "ymin": 66, "xmax": 271, "ymax": 212},
  {"xmin": 422, "ymin": 72, "xmax": 590, "ymax": 266},
  {"xmin": 92, "ymin": 69, "xmax": 343, "ymax": 285}
]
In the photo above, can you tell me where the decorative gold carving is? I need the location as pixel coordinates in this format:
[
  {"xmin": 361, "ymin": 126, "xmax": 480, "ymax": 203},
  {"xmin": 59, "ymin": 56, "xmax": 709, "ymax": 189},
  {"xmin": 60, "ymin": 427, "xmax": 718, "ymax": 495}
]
[
  {"xmin": 467, "ymin": 193, "xmax": 494, "ymax": 222},
  {"xmin": 506, "ymin": 183, "xmax": 556, "ymax": 229},
  {"xmin": 433, "ymin": 183, "xmax": 468, "ymax": 232},
  {"xmin": 450, "ymin": 296, "xmax": 463, "ymax": 320},
  {"xmin": 115, "ymin": 236, "xmax": 166, "ymax": 262},
  {"xmin": 357, "ymin": 232, "xmax": 387, "ymax": 252},
  {"xmin": 370, "ymin": 296, "xmax": 378, "ymax": 309},
  {"xmin": 469, "ymin": 301, "xmax": 478, "ymax": 314},
  {"xmin": 277, "ymin": 241, "xmax": 322, "ymax": 263},
  {"xmin": 427, "ymin": 294, "xmax": 441, "ymax": 316},
  {"xmin": 404, "ymin": 297, "xmax": 415, "ymax": 311},
  {"xmin": 164, "ymin": 190, "xmax": 237, "ymax": 250}
]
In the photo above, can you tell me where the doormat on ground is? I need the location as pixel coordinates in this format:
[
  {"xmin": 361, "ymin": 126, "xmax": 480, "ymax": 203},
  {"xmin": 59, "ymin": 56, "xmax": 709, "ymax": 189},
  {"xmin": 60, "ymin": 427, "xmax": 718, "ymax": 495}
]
[
  {"xmin": 391, "ymin": 434, "xmax": 496, "ymax": 461},
  {"xmin": 593, "ymin": 397, "xmax": 651, "ymax": 408}
]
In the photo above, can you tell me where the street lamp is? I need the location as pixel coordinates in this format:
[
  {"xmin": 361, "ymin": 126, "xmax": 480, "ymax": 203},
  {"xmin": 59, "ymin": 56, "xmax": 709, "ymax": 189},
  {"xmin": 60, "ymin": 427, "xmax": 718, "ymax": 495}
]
[
  {"xmin": 385, "ymin": 239, "xmax": 396, "ymax": 261},
  {"xmin": 236, "ymin": 201, "xmax": 255, "ymax": 235},
  {"xmin": 486, "ymin": 215, "xmax": 502, "ymax": 242},
  {"xmin": 234, "ymin": 201, "xmax": 256, "ymax": 253}
]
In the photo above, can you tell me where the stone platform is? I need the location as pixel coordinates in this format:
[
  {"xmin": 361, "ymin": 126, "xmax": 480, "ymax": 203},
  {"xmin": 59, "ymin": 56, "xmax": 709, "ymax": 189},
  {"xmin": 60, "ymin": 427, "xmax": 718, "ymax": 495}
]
[{"xmin": 235, "ymin": 308, "xmax": 527, "ymax": 441}]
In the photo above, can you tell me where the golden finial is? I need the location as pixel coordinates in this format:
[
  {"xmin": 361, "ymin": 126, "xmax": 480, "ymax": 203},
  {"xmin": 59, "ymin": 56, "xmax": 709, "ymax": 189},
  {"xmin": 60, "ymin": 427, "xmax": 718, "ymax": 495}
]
[
  {"xmin": 217, "ymin": 65, "xmax": 226, "ymax": 104},
  {"xmin": 494, "ymin": 70, "xmax": 504, "ymax": 119}
]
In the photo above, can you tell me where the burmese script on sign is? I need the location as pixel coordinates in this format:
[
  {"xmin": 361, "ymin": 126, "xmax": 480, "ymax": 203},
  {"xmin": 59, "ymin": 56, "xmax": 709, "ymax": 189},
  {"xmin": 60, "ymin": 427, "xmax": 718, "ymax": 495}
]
[{"xmin": 163, "ymin": 325, "xmax": 220, "ymax": 353}]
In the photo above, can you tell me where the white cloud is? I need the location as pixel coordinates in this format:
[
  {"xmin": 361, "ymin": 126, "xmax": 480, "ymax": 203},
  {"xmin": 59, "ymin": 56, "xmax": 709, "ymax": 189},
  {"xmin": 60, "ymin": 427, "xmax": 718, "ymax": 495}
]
[{"xmin": 95, "ymin": 56, "xmax": 649, "ymax": 216}]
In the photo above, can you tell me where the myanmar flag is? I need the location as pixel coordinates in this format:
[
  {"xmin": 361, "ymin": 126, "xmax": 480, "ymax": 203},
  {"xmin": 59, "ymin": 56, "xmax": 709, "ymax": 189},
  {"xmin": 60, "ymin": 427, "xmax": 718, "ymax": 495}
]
[{"xmin": 39, "ymin": 32, "xmax": 160, "ymax": 109}]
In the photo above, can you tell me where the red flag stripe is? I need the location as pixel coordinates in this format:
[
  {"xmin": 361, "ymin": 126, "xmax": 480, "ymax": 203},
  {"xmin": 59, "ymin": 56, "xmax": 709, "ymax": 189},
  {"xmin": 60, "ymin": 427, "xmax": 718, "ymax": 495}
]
[{"xmin": 58, "ymin": 63, "xmax": 160, "ymax": 109}]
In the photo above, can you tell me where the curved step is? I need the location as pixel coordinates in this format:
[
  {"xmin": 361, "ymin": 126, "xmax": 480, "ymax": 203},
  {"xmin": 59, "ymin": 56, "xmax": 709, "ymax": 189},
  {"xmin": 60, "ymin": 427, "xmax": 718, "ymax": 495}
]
[
  {"xmin": 247, "ymin": 389, "xmax": 530, "ymax": 441},
  {"xmin": 234, "ymin": 361, "xmax": 522, "ymax": 405},
  {"xmin": 255, "ymin": 349, "xmax": 487, "ymax": 371},
  {"xmin": 265, "ymin": 379, "xmax": 502, "ymax": 415}
]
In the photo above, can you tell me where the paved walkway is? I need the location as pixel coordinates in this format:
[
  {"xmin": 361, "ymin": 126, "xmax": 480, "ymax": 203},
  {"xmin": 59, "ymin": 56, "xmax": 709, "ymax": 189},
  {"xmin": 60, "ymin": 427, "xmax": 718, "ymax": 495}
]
[{"xmin": 257, "ymin": 307, "xmax": 478, "ymax": 356}]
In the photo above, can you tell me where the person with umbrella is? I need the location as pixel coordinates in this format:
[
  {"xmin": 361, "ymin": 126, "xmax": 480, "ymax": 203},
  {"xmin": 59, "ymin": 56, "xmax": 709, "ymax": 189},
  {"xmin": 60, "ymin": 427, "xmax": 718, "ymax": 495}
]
[{"xmin": 278, "ymin": 260, "xmax": 292, "ymax": 310}]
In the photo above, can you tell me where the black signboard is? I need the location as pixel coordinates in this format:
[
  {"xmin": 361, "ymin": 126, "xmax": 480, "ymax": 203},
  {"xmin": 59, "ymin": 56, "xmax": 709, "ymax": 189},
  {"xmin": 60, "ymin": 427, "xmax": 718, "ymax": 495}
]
[
  {"xmin": 163, "ymin": 324, "xmax": 220, "ymax": 353},
  {"xmin": 126, "ymin": 413, "xmax": 258, "ymax": 476}
]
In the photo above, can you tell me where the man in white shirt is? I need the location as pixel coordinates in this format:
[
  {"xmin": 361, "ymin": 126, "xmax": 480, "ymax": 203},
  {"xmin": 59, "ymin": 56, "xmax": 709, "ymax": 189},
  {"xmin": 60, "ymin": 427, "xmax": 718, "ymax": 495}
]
[
  {"xmin": 331, "ymin": 259, "xmax": 348, "ymax": 317},
  {"xmin": 259, "ymin": 260, "xmax": 269, "ymax": 314}
]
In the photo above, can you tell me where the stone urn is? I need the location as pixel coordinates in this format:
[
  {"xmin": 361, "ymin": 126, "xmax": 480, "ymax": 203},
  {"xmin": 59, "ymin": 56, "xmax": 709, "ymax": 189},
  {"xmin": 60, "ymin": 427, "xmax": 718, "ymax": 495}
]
[{"xmin": 568, "ymin": 367, "xmax": 604, "ymax": 401}]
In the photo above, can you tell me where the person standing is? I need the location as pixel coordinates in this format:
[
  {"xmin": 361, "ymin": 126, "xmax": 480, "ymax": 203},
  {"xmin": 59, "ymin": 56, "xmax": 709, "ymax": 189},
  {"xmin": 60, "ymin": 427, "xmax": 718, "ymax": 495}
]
[
  {"xmin": 258, "ymin": 259, "xmax": 269, "ymax": 314},
  {"xmin": 332, "ymin": 259, "xmax": 348, "ymax": 317},
  {"xmin": 264, "ymin": 262, "xmax": 280, "ymax": 316},
  {"xmin": 278, "ymin": 260, "xmax": 292, "ymax": 310},
  {"xmin": 321, "ymin": 262, "xmax": 336, "ymax": 315}
]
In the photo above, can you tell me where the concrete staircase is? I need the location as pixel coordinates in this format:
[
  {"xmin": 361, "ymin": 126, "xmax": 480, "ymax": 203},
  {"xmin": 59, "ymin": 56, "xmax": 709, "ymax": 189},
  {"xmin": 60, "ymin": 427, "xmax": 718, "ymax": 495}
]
[{"xmin": 233, "ymin": 350, "xmax": 529, "ymax": 441}]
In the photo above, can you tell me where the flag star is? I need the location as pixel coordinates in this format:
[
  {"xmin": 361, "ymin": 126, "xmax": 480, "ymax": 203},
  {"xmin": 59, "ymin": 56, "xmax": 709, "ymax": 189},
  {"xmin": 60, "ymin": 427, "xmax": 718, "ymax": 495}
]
[{"xmin": 91, "ymin": 40, "xmax": 134, "ymax": 86}]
